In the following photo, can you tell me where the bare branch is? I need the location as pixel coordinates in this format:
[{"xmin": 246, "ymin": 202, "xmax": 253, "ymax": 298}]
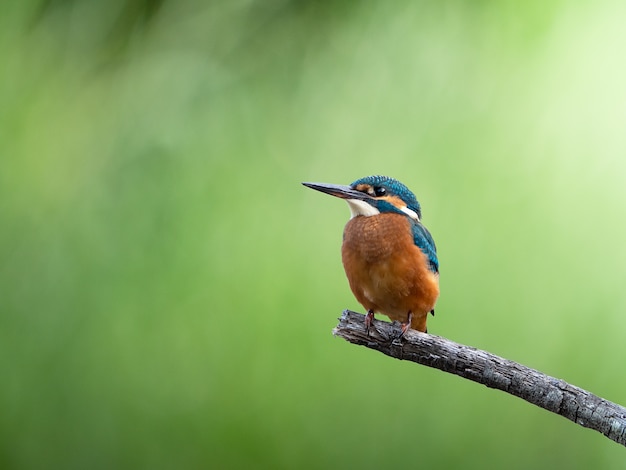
[{"xmin": 333, "ymin": 310, "xmax": 626, "ymax": 447}]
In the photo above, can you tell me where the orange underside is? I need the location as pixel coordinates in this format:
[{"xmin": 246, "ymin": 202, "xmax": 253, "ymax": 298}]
[{"xmin": 341, "ymin": 213, "xmax": 439, "ymax": 333}]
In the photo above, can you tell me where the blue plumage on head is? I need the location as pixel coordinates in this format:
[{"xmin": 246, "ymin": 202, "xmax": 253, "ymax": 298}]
[{"xmin": 350, "ymin": 175, "xmax": 422, "ymax": 220}]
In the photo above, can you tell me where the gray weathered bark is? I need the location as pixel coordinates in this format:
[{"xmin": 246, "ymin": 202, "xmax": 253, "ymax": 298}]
[{"xmin": 333, "ymin": 310, "xmax": 626, "ymax": 447}]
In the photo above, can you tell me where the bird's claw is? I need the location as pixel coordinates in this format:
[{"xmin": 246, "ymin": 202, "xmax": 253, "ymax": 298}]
[
  {"xmin": 399, "ymin": 311, "xmax": 413, "ymax": 338},
  {"xmin": 365, "ymin": 310, "xmax": 375, "ymax": 335}
]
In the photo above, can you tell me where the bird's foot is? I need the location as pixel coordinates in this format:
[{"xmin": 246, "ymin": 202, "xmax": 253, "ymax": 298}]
[
  {"xmin": 365, "ymin": 310, "xmax": 375, "ymax": 335},
  {"xmin": 400, "ymin": 312, "xmax": 414, "ymax": 337}
]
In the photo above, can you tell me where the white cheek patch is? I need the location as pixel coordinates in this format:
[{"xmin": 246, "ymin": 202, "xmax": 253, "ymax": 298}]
[
  {"xmin": 400, "ymin": 205, "xmax": 420, "ymax": 221},
  {"xmin": 346, "ymin": 199, "xmax": 380, "ymax": 218}
]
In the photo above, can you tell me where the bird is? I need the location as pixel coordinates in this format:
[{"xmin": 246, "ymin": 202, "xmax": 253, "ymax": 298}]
[{"xmin": 302, "ymin": 175, "xmax": 439, "ymax": 334}]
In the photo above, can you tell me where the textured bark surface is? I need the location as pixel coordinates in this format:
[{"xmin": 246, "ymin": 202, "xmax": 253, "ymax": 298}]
[{"xmin": 333, "ymin": 310, "xmax": 626, "ymax": 447}]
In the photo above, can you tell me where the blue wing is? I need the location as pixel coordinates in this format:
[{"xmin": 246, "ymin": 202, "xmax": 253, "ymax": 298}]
[{"xmin": 411, "ymin": 220, "xmax": 439, "ymax": 273}]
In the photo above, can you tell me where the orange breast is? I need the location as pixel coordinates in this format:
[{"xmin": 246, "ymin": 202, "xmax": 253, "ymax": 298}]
[{"xmin": 341, "ymin": 213, "xmax": 439, "ymax": 332}]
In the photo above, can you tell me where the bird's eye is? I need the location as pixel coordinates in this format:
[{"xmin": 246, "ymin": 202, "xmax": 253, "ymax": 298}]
[{"xmin": 374, "ymin": 187, "xmax": 386, "ymax": 197}]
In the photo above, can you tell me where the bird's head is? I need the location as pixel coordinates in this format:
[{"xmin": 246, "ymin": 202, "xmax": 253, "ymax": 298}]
[{"xmin": 302, "ymin": 175, "xmax": 422, "ymax": 221}]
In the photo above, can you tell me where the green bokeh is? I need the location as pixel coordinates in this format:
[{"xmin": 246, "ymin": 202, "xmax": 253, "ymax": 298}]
[{"xmin": 2, "ymin": 1, "xmax": 626, "ymax": 468}]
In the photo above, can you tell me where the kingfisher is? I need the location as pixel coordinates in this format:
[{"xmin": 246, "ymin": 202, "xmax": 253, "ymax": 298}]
[{"xmin": 303, "ymin": 175, "xmax": 439, "ymax": 334}]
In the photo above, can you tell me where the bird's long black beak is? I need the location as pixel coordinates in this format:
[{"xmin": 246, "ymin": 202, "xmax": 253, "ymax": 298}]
[{"xmin": 302, "ymin": 182, "xmax": 371, "ymax": 200}]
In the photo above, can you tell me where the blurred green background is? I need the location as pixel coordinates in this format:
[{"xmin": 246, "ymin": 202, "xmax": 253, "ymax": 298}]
[{"xmin": 2, "ymin": 0, "xmax": 626, "ymax": 468}]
